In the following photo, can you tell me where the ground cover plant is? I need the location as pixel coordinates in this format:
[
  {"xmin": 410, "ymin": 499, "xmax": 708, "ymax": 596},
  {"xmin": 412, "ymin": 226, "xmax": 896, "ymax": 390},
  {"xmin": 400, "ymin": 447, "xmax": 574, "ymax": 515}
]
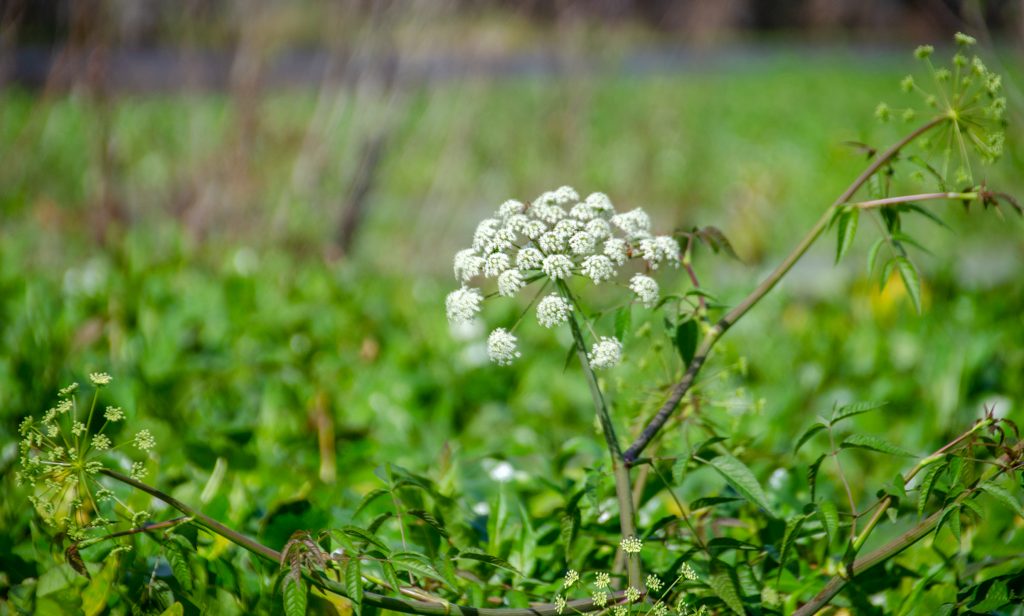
[{"xmin": 3, "ymin": 35, "xmax": 1024, "ymax": 615}]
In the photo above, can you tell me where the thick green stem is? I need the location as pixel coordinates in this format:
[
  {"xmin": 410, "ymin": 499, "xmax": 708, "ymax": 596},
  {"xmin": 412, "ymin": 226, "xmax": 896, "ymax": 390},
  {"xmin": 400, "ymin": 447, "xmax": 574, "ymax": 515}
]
[
  {"xmin": 623, "ymin": 116, "xmax": 947, "ymax": 464},
  {"xmin": 563, "ymin": 300, "xmax": 642, "ymax": 590},
  {"xmin": 99, "ymin": 468, "xmax": 619, "ymax": 616}
]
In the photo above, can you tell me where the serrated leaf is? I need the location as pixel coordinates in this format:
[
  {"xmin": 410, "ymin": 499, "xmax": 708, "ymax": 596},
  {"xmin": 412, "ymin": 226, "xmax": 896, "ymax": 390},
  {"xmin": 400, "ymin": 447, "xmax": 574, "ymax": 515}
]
[
  {"xmin": 866, "ymin": 237, "xmax": 885, "ymax": 275},
  {"xmin": 165, "ymin": 535, "xmax": 194, "ymax": 592},
  {"xmin": 382, "ymin": 561, "xmax": 401, "ymax": 595},
  {"xmin": 614, "ymin": 305, "xmax": 632, "ymax": 341},
  {"xmin": 367, "ymin": 512, "xmax": 394, "ymax": 535},
  {"xmin": 794, "ymin": 422, "xmax": 827, "ymax": 454},
  {"xmin": 341, "ymin": 526, "xmax": 391, "ymax": 553},
  {"xmin": 674, "ymin": 319, "xmax": 698, "ymax": 367},
  {"xmin": 672, "ymin": 457, "xmax": 689, "ymax": 485},
  {"xmin": 559, "ymin": 509, "xmax": 579, "ymax": 559},
  {"xmin": 354, "ymin": 489, "xmax": 391, "ymax": 518},
  {"xmin": 894, "ymin": 256, "xmax": 923, "ymax": 314},
  {"xmin": 831, "ymin": 401, "xmax": 888, "ymax": 424},
  {"xmin": 707, "ymin": 454, "xmax": 776, "ymax": 517},
  {"xmin": 808, "ymin": 454, "xmax": 826, "ymax": 502},
  {"xmin": 345, "ymin": 557, "xmax": 363, "ymax": 615},
  {"xmin": 917, "ymin": 462, "xmax": 943, "ymax": 517},
  {"xmin": 836, "ymin": 208, "xmax": 859, "ymax": 263},
  {"xmin": 778, "ymin": 514, "xmax": 810, "ymax": 575},
  {"xmin": 841, "ymin": 434, "xmax": 915, "ymax": 457},
  {"xmin": 457, "ymin": 550, "xmax": 521, "ymax": 575},
  {"xmin": 936, "ymin": 504, "xmax": 961, "ymax": 545},
  {"xmin": 390, "ymin": 552, "xmax": 454, "ymax": 590},
  {"xmin": 696, "ymin": 226, "xmax": 739, "ymax": 260},
  {"xmin": 818, "ymin": 500, "xmax": 838, "ymax": 545},
  {"xmin": 978, "ymin": 481, "xmax": 1024, "ymax": 518},
  {"xmin": 708, "ymin": 568, "xmax": 744, "ymax": 615},
  {"xmin": 283, "ymin": 576, "xmax": 308, "ymax": 616},
  {"xmin": 406, "ymin": 509, "xmax": 449, "ymax": 538}
]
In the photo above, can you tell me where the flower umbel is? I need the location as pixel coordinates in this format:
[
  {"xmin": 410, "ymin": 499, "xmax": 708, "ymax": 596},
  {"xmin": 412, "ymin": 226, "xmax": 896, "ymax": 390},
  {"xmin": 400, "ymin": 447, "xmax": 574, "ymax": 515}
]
[{"xmin": 620, "ymin": 535, "xmax": 643, "ymax": 554}]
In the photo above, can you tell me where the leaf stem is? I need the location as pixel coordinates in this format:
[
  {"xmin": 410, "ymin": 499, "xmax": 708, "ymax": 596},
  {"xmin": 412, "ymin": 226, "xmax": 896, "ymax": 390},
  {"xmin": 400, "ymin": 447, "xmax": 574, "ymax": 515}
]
[{"xmin": 848, "ymin": 191, "xmax": 977, "ymax": 209}]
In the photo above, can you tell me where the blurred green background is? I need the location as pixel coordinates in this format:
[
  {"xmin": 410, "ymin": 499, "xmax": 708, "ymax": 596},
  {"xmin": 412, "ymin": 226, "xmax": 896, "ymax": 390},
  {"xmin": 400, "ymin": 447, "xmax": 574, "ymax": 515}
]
[{"xmin": 1, "ymin": 1, "xmax": 1023, "ymax": 613}]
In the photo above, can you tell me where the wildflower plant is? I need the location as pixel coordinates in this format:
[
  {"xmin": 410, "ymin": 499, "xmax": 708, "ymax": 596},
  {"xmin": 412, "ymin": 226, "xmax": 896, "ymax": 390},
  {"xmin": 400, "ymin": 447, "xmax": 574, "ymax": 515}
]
[
  {"xmin": 12, "ymin": 34, "xmax": 1024, "ymax": 616},
  {"xmin": 16, "ymin": 374, "xmax": 153, "ymax": 541}
]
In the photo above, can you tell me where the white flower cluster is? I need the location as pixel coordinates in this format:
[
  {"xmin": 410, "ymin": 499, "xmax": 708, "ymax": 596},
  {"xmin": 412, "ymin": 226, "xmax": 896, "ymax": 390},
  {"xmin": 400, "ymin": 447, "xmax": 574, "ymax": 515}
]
[{"xmin": 446, "ymin": 187, "xmax": 680, "ymax": 366}]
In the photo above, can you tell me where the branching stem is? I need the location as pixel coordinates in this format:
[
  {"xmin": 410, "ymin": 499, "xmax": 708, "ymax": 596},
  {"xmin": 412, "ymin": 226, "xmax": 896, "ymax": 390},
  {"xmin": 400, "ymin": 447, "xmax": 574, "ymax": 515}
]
[{"xmin": 623, "ymin": 116, "xmax": 947, "ymax": 465}]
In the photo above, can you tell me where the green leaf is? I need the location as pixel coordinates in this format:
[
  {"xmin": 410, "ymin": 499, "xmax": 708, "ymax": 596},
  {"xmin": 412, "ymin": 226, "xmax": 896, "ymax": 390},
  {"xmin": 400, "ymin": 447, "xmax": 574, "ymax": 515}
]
[
  {"xmin": 390, "ymin": 551, "xmax": 454, "ymax": 590},
  {"xmin": 456, "ymin": 550, "xmax": 521, "ymax": 575},
  {"xmin": 157, "ymin": 603, "xmax": 184, "ymax": 616},
  {"xmin": 978, "ymin": 481, "xmax": 1024, "ymax": 518},
  {"xmin": 354, "ymin": 489, "xmax": 391, "ymax": 518},
  {"xmin": 818, "ymin": 500, "xmax": 838, "ymax": 546},
  {"xmin": 707, "ymin": 568, "xmax": 745, "ymax": 615},
  {"xmin": 866, "ymin": 237, "xmax": 885, "ymax": 275},
  {"xmin": 382, "ymin": 561, "xmax": 402, "ymax": 595},
  {"xmin": 345, "ymin": 557, "xmax": 363, "ymax": 616},
  {"xmin": 971, "ymin": 579, "xmax": 1010, "ymax": 612},
  {"xmin": 614, "ymin": 305, "xmax": 632, "ymax": 341},
  {"xmin": 794, "ymin": 422, "xmax": 827, "ymax": 454},
  {"xmin": 778, "ymin": 514, "xmax": 810, "ymax": 575},
  {"xmin": 283, "ymin": 576, "xmax": 308, "ymax": 616},
  {"xmin": 840, "ymin": 434, "xmax": 915, "ymax": 457},
  {"xmin": 341, "ymin": 526, "xmax": 391, "ymax": 554},
  {"xmin": 690, "ymin": 496, "xmax": 743, "ymax": 510},
  {"xmin": 831, "ymin": 401, "xmax": 888, "ymax": 424},
  {"xmin": 936, "ymin": 504, "xmax": 961, "ymax": 545},
  {"xmin": 835, "ymin": 208, "xmax": 859, "ymax": 263},
  {"xmin": 406, "ymin": 509, "xmax": 449, "ymax": 538},
  {"xmin": 917, "ymin": 462, "xmax": 943, "ymax": 517},
  {"xmin": 707, "ymin": 454, "xmax": 776, "ymax": 517},
  {"xmin": 559, "ymin": 509, "xmax": 579, "ymax": 560},
  {"xmin": 894, "ymin": 256, "xmax": 923, "ymax": 314},
  {"xmin": 674, "ymin": 319, "xmax": 698, "ymax": 367},
  {"xmin": 808, "ymin": 454, "xmax": 826, "ymax": 502},
  {"xmin": 695, "ymin": 226, "xmax": 739, "ymax": 260},
  {"xmin": 164, "ymin": 535, "xmax": 195, "ymax": 592}
]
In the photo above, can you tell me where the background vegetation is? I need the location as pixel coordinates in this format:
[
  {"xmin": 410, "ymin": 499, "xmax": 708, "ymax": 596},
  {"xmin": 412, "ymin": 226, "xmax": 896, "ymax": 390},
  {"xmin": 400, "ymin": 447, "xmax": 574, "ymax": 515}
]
[{"xmin": 1, "ymin": 2, "xmax": 1023, "ymax": 614}]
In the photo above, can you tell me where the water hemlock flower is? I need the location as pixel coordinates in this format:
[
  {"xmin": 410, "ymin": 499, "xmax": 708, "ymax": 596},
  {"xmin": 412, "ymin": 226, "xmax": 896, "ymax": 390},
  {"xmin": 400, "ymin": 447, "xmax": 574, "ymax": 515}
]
[
  {"xmin": 679, "ymin": 562, "xmax": 698, "ymax": 580},
  {"xmin": 630, "ymin": 274, "xmax": 660, "ymax": 308},
  {"xmin": 446, "ymin": 186, "xmax": 680, "ymax": 366},
  {"xmin": 104, "ymin": 406, "xmax": 124, "ymax": 422},
  {"xmin": 89, "ymin": 372, "xmax": 112, "ymax": 386},
  {"xmin": 446, "ymin": 287, "xmax": 483, "ymax": 324},
  {"xmin": 554, "ymin": 595, "xmax": 566, "ymax": 615},
  {"xmin": 588, "ymin": 337, "xmax": 623, "ymax": 370},
  {"xmin": 133, "ymin": 429, "xmax": 156, "ymax": 451},
  {"xmin": 497, "ymin": 269, "xmax": 525, "ymax": 297},
  {"xmin": 625, "ymin": 586, "xmax": 641, "ymax": 603},
  {"xmin": 591, "ymin": 591, "xmax": 608, "ymax": 608},
  {"xmin": 564, "ymin": 569, "xmax": 579, "ymax": 588},
  {"xmin": 594, "ymin": 571, "xmax": 611, "ymax": 589},
  {"xmin": 613, "ymin": 606, "xmax": 627, "ymax": 616},
  {"xmin": 537, "ymin": 294, "xmax": 573, "ymax": 328},
  {"xmin": 645, "ymin": 574, "xmax": 663, "ymax": 592},
  {"xmin": 620, "ymin": 535, "xmax": 643, "ymax": 554},
  {"xmin": 487, "ymin": 328, "xmax": 520, "ymax": 366},
  {"xmin": 542, "ymin": 254, "xmax": 573, "ymax": 280}
]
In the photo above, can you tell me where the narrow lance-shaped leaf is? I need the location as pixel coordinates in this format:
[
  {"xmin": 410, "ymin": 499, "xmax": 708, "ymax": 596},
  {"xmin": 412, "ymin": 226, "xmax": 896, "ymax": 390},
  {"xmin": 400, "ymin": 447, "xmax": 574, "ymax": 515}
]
[
  {"xmin": 831, "ymin": 401, "xmax": 888, "ymax": 424},
  {"xmin": 894, "ymin": 256, "xmax": 923, "ymax": 314},
  {"xmin": 917, "ymin": 462, "xmax": 944, "ymax": 517},
  {"xmin": 707, "ymin": 455, "xmax": 776, "ymax": 517},
  {"xmin": 978, "ymin": 481, "xmax": 1024, "ymax": 518},
  {"xmin": 866, "ymin": 237, "xmax": 885, "ymax": 275},
  {"xmin": 840, "ymin": 434, "xmax": 916, "ymax": 457},
  {"xmin": 794, "ymin": 422, "xmax": 827, "ymax": 454},
  {"xmin": 836, "ymin": 208, "xmax": 859, "ymax": 263},
  {"xmin": 674, "ymin": 319, "xmax": 698, "ymax": 367},
  {"xmin": 818, "ymin": 500, "xmax": 839, "ymax": 546},
  {"xmin": 708, "ymin": 567, "xmax": 745, "ymax": 615},
  {"xmin": 283, "ymin": 576, "xmax": 308, "ymax": 616},
  {"xmin": 345, "ymin": 557, "xmax": 363, "ymax": 616}
]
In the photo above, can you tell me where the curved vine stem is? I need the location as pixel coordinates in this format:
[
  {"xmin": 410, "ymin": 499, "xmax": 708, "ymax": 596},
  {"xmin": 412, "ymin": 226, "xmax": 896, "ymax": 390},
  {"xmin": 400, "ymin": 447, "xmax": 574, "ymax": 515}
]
[
  {"xmin": 623, "ymin": 115, "xmax": 948, "ymax": 465},
  {"xmin": 99, "ymin": 468, "xmax": 626, "ymax": 616}
]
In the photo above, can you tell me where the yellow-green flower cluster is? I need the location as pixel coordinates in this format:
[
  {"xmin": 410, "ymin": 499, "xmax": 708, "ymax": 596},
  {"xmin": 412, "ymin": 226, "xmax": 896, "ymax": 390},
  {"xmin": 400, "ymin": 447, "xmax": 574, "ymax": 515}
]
[{"xmin": 16, "ymin": 376, "xmax": 153, "ymax": 540}]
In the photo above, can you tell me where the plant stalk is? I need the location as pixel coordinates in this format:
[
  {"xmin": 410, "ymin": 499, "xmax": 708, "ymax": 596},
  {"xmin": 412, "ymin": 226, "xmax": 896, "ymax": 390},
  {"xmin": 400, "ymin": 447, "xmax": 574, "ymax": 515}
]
[
  {"xmin": 99, "ymin": 468, "xmax": 623, "ymax": 616},
  {"xmin": 564, "ymin": 302, "xmax": 642, "ymax": 590},
  {"xmin": 623, "ymin": 116, "xmax": 947, "ymax": 465}
]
